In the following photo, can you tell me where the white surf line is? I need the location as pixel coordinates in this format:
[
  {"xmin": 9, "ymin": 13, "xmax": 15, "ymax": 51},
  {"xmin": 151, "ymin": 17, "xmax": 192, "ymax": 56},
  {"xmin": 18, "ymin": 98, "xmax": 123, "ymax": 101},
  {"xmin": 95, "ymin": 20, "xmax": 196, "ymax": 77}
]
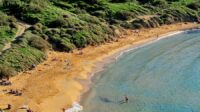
[
  {"xmin": 114, "ymin": 29, "xmax": 199, "ymax": 60},
  {"xmin": 65, "ymin": 102, "xmax": 83, "ymax": 112}
]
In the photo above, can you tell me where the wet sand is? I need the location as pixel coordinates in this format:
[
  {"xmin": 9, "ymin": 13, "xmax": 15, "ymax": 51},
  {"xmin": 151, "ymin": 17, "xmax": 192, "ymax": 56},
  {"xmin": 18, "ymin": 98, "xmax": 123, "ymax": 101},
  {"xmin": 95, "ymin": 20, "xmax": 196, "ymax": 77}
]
[{"xmin": 0, "ymin": 23, "xmax": 199, "ymax": 112}]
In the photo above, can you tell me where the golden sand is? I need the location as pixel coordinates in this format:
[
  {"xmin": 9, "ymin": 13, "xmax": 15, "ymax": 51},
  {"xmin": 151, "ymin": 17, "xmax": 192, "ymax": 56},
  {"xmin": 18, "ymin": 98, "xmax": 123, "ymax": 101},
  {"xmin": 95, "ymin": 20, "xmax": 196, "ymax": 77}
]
[{"xmin": 0, "ymin": 23, "xmax": 199, "ymax": 112}]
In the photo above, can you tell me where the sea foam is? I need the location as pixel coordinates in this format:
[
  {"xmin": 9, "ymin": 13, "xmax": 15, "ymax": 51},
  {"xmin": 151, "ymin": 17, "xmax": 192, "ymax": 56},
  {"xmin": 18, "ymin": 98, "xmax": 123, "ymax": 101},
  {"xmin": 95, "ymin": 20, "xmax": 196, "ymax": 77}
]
[{"xmin": 65, "ymin": 102, "xmax": 83, "ymax": 112}]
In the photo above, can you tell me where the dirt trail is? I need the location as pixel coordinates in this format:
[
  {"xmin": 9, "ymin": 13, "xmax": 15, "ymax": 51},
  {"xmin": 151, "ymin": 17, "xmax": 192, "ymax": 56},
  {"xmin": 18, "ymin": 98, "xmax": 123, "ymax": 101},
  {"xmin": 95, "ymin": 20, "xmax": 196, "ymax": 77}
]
[{"xmin": 1, "ymin": 22, "xmax": 31, "ymax": 52}]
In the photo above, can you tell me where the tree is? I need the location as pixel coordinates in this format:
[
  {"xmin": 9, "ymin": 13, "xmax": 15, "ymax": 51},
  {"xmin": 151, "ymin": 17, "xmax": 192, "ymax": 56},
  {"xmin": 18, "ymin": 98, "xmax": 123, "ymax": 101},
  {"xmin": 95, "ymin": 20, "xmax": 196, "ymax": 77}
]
[
  {"xmin": 2, "ymin": 0, "xmax": 23, "ymax": 16},
  {"xmin": 187, "ymin": 2, "xmax": 200, "ymax": 10},
  {"xmin": 3, "ymin": 0, "xmax": 21, "ymax": 7}
]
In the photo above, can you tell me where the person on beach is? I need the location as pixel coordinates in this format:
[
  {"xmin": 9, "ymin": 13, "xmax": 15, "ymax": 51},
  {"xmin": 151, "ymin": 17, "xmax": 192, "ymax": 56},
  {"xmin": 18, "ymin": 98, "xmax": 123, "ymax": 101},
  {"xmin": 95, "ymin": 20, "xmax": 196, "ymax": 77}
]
[
  {"xmin": 27, "ymin": 108, "xmax": 33, "ymax": 112},
  {"xmin": 125, "ymin": 96, "xmax": 128, "ymax": 103},
  {"xmin": 119, "ymin": 95, "xmax": 129, "ymax": 104},
  {"xmin": 6, "ymin": 104, "xmax": 11, "ymax": 110},
  {"xmin": 62, "ymin": 108, "xmax": 65, "ymax": 112}
]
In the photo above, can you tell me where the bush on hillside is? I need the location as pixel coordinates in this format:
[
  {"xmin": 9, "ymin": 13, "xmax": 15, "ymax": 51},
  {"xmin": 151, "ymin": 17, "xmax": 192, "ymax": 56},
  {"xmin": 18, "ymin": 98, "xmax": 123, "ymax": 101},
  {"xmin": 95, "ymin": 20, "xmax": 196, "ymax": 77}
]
[
  {"xmin": 111, "ymin": 0, "xmax": 137, "ymax": 3},
  {"xmin": 2, "ymin": 0, "xmax": 23, "ymax": 16},
  {"xmin": 151, "ymin": 0, "xmax": 168, "ymax": 6},
  {"xmin": 47, "ymin": 31, "xmax": 76, "ymax": 52},
  {"xmin": 160, "ymin": 14, "xmax": 175, "ymax": 24},
  {"xmin": 78, "ymin": 14, "xmax": 101, "ymax": 24},
  {"xmin": 58, "ymin": 39, "xmax": 75, "ymax": 52},
  {"xmin": 29, "ymin": 36, "xmax": 51, "ymax": 51},
  {"xmin": 92, "ymin": 10, "xmax": 107, "ymax": 18},
  {"xmin": 0, "ymin": 12, "xmax": 17, "ymax": 26},
  {"xmin": 83, "ymin": 0, "xmax": 104, "ymax": 4},
  {"xmin": 115, "ymin": 11, "xmax": 136, "ymax": 20},
  {"xmin": 0, "ymin": 65, "xmax": 16, "ymax": 78},
  {"xmin": 26, "ymin": 3, "xmax": 44, "ymax": 13},
  {"xmin": 48, "ymin": 17, "xmax": 66, "ymax": 28},
  {"xmin": 166, "ymin": 0, "xmax": 180, "ymax": 2},
  {"xmin": 187, "ymin": 2, "xmax": 200, "ymax": 10},
  {"xmin": 72, "ymin": 31, "xmax": 87, "ymax": 48},
  {"xmin": 2, "ymin": 0, "xmax": 21, "ymax": 8}
]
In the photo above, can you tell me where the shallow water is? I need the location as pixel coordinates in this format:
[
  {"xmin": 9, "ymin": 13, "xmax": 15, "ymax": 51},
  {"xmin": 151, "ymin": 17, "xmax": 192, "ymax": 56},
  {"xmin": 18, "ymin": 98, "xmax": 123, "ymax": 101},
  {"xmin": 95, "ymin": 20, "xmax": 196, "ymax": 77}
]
[{"xmin": 81, "ymin": 30, "xmax": 200, "ymax": 112}]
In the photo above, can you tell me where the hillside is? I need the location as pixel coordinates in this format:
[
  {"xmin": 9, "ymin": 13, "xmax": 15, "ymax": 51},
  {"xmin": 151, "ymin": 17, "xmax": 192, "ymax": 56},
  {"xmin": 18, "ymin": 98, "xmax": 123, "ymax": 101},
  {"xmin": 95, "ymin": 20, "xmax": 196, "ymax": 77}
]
[{"xmin": 0, "ymin": 0, "xmax": 200, "ymax": 77}]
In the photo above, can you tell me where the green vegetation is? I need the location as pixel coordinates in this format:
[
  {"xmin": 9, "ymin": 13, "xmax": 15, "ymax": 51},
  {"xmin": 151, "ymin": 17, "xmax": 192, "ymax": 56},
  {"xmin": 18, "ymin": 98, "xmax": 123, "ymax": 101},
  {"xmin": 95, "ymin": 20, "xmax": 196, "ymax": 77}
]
[
  {"xmin": 0, "ymin": 0, "xmax": 200, "ymax": 77},
  {"xmin": 0, "ymin": 31, "xmax": 48, "ymax": 75},
  {"xmin": 0, "ymin": 11, "xmax": 17, "ymax": 51}
]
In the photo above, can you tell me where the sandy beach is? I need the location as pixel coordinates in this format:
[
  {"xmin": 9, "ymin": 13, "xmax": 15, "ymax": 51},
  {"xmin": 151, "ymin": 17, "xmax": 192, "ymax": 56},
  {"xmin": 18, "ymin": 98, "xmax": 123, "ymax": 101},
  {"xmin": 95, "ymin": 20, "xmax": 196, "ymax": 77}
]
[{"xmin": 0, "ymin": 22, "xmax": 199, "ymax": 112}]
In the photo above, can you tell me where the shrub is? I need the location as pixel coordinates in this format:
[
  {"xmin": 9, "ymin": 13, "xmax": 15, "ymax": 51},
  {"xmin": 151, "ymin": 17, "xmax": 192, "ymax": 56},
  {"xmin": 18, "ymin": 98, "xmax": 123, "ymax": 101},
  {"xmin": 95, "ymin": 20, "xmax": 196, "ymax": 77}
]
[
  {"xmin": 2, "ymin": 0, "xmax": 21, "ymax": 8},
  {"xmin": 0, "ymin": 0, "xmax": 3, "ymax": 7},
  {"xmin": 151, "ymin": 0, "xmax": 168, "ymax": 6},
  {"xmin": 29, "ymin": 23, "xmax": 47, "ymax": 35},
  {"xmin": 53, "ymin": 1, "xmax": 74, "ymax": 10},
  {"xmin": 2, "ymin": 0, "xmax": 23, "ymax": 16},
  {"xmin": 166, "ymin": 0, "xmax": 180, "ymax": 2},
  {"xmin": 115, "ymin": 11, "xmax": 135, "ymax": 20},
  {"xmin": 111, "ymin": 0, "xmax": 137, "ymax": 3},
  {"xmin": 131, "ymin": 19, "xmax": 145, "ymax": 29},
  {"xmin": 29, "ymin": 36, "xmax": 51, "ymax": 51},
  {"xmin": 73, "ymin": 31, "xmax": 87, "ymax": 48},
  {"xmin": 187, "ymin": 2, "xmax": 200, "ymax": 10},
  {"xmin": 49, "ymin": 17, "xmax": 66, "ymax": 27},
  {"xmin": 92, "ymin": 10, "xmax": 107, "ymax": 18},
  {"xmin": 78, "ymin": 14, "xmax": 101, "ymax": 24},
  {"xmin": 160, "ymin": 14, "xmax": 175, "ymax": 24},
  {"xmin": 18, "ymin": 31, "xmax": 51, "ymax": 51},
  {"xmin": 137, "ymin": 0, "xmax": 150, "ymax": 4},
  {"xmin": 26, "ymin": 3, "xmax": 44, "ymax": 13},
  {"xmin": 48, "ymin": 33, "xmax": 75, "ymax": 52},
  {"xmin": 0, "ymin": 12, "xmax": 9, "ymax": 26},
  {"xmin": 59, "ymin": 40, "xmax": 75, "ymax": 51},
  {"xmin": 83, "ymin": 0, "xmax": 104, "ymax": 4},
  {"xmin": 0, "ymin": 65, "xmax": 16, "ymax": 78},
  {"xmin": 121, "ymin": 22, "xmax": 133, "ymax": 29}
]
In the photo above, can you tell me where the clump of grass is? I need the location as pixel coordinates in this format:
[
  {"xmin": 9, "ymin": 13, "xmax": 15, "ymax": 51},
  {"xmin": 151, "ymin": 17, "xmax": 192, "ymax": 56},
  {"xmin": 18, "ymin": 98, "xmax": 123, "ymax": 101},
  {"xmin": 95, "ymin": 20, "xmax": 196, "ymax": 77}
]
[{"xmin": 0, "ymin": 65, "xmax": 16, "ymax": 78}]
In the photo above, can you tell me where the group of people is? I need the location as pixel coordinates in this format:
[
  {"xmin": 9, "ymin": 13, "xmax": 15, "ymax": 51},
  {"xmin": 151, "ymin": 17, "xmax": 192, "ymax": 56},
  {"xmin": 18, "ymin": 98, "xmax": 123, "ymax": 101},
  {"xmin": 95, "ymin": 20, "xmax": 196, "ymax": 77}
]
[
  {"xmin": 18, "ymin": 105, "xmax": 34, "ymax": 112},
  {"xmin": 8, "ymin": 89, "xmax": 22, "ymax": 96},
  {"xmin": 0, "ymin": 104, "xmax": 33, "ymax": 112},
  {"xmin": 0, "ymin": 104, "xmax": 11, "ymax": 112},
  {"xmin": 0, "ymin": 79, "xmax": 11, "ymax": 86}
]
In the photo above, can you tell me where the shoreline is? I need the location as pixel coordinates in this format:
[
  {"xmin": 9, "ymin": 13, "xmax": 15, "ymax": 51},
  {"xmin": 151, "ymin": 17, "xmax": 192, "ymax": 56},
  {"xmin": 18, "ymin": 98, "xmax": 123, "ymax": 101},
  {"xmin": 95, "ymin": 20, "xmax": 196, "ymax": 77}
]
[
  {"xmin": 0, "ymin": 22, "xmax": 199, "ymax": 112},
  {"xmin": 77, "ymin": 26, "xmax": 200, "ymax": 109}
]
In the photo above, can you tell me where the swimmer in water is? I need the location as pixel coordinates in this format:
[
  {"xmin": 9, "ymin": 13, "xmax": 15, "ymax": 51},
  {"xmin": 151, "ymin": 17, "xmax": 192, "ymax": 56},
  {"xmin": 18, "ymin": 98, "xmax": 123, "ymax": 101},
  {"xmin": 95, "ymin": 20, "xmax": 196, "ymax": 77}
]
[{"xmin": 125, "ymin": 96, "xmax": 128, "ymax": 103}]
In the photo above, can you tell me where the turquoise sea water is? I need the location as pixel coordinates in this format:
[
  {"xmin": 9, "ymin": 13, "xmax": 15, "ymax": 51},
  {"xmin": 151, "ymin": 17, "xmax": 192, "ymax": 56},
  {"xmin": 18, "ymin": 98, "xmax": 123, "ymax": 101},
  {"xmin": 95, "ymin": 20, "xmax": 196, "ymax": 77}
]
[{"xmin": 81, "ymin": 29, "xmax": 200, "ymax": 112}]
